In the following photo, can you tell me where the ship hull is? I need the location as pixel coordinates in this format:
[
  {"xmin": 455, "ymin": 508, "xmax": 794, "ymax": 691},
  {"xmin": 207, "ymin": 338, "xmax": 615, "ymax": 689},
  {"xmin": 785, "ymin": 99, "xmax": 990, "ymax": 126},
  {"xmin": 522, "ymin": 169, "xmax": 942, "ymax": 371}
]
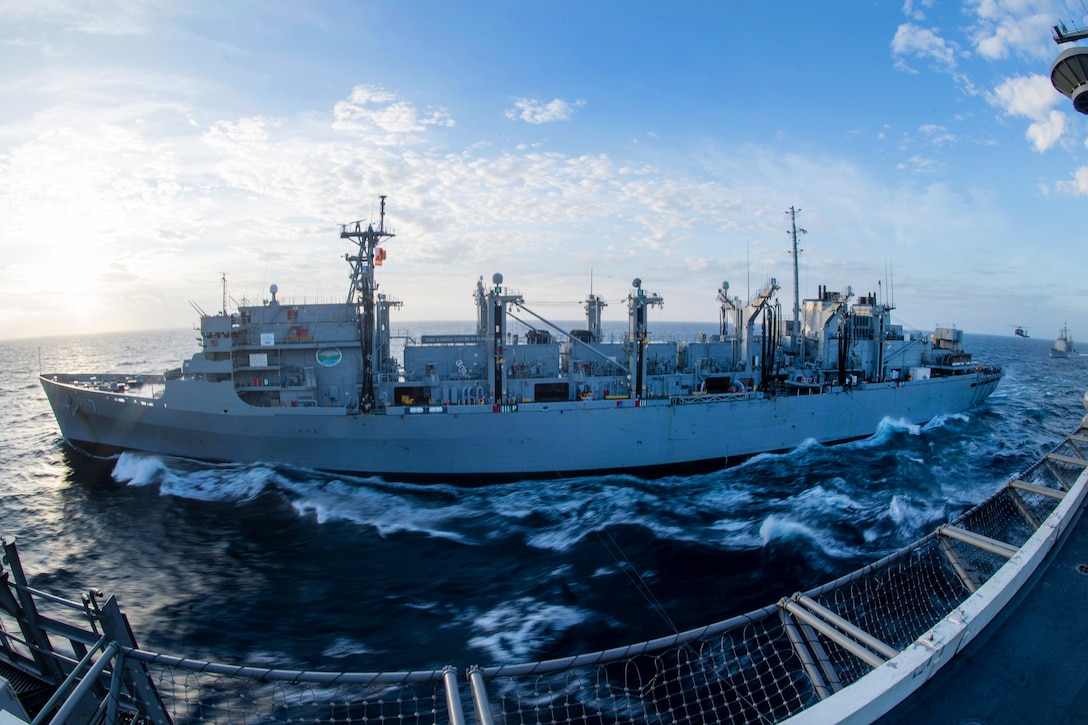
[{"xmin": 41, "ymin": 372, "xmax": 1002, "ymax": 482}]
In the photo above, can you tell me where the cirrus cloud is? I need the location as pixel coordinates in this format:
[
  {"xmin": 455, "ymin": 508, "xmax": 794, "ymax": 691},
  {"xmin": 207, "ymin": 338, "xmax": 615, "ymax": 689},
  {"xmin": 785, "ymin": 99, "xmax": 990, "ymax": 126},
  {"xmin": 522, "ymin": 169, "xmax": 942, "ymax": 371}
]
[
  {"xmin": 504, "ymin": 97, "xmax": 586, "ymax": 124},
  {"xmin": 333, "ymin": 85, "xmax": 455, "ymax": 145}
]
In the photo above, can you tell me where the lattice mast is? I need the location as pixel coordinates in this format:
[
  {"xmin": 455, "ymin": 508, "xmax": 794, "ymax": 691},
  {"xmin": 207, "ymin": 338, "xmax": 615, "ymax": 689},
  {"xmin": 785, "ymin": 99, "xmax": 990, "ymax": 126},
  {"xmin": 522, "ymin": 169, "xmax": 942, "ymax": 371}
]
[
  {"xmin": 786, "ymin": 206, "xmax": 806, "ymax": 347},
  {"xmin": 627, "ymin": 278, "xmax": 664, "ymax": 400},
  {"xmin": 342, "ymin": 196, "xmax": 394, "ymax": 411}
]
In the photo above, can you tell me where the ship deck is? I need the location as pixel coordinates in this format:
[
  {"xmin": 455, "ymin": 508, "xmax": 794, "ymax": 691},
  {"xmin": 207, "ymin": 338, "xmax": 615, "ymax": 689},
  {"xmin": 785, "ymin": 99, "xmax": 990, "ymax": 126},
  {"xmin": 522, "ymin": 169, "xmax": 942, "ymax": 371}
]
[{"xmin": 878, "ymin": 500, "xmax": 1088, "ymax": 724}]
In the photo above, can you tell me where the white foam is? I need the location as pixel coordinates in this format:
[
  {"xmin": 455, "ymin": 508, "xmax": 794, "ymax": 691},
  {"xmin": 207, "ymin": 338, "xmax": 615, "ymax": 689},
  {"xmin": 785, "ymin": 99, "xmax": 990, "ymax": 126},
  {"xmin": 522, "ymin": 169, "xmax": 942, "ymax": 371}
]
[
  {"xmin": 159, "ymin": 466, "xmax": 276, "ymax": 502},
  {"xmin": 467, "ymin": 597, "xmax": 590, "ymax": 662},
  {"xmin": 848, "ymin": 418, "xmax": 921, "ymax": 450},
  {"xmin": 739, "ymin": 438, "xmax": 827, "ymax": 468},
  {"xmin": 111, "ymin": 452, "xmax": 168, "ymax": 487},
  {"xmin": 281, "ymin": 478, "xmax": 473, "ymax": 542},
  {"xmin": 922, "ymin": 412, "xmax": 969, "ymax": 432},
  {"xmin": 322, "ymin": 636, "xmax": 377, "ymax": 659},
  {"xmin": 708, "ymin": 518, "xmax": 763, "ymax": 549},
  {"xmin": 759, "ymin": 514, "xmax": 819, "ymax": 546},
  {"xmin": 887, "ymin": 493, "xmax": 939, "ymax": 532},
  {"xmin": 112, "ymin": 453, "xmax": 278, "ymax": 501},
  {"xmin": 759, "ymin": 512, "xmax": 861, "ymax": 560}
]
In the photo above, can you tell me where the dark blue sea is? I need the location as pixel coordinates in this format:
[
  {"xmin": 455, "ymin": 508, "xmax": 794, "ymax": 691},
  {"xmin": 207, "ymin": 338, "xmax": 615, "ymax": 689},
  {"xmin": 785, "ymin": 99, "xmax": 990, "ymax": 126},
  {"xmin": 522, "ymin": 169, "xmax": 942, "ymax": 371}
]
[{"xmin": 0, "ymin": 327, "xmax": 1083, "ymax": 674}]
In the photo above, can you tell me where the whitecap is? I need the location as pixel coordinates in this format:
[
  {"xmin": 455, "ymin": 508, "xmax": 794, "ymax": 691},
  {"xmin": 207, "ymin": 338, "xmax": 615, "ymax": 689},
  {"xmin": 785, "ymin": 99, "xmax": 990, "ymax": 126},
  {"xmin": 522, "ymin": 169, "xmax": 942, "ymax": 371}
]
[
  {"xmin": 158, "ymin": 465, "xmax": 278, "ymax": 502},
  {"xmin": 887, "ymin": 494, "xmax": 937, "ymax": 531},
  {"xmin": 922, "ymin": 412, "xmax": 969, "ymax": 432},
  {"xmin": 322, "ymin": 637, "xmax": 377, "ymax": 659},
  {"xmin": 284, "ymin": 478, "xmax": 472, "ymax": 542},
  {"xmin": 758, "ymin": 513, "xmax": 862, "ymax": 559},
  {"xmin": 467, "ymin": 597, "xmax": 590, "ymax": 662},
  {"xmin": 111, "ymin": 453, "xmax": 280, "ymax": 502},
  {"xmin": 708, "ymin": 519, "xmax": 763, "ymax": 549},
  {"xmin": 111, "ymin": 452, "xmax": 168, "ymax": 487},
  {"xmin": 792, "ymin": 483, "xmax": 862, "ymax": 515},
  {"xmin": 849, "ymin": 417, "xmax": 921, "ymax": 449},
  {"xmin": 739, "ymin": 437, "xmax": 823, "ymax": 467},
  {"xmin": 759, "ymin": 514, "xmax": 818, "ymax": 546}
]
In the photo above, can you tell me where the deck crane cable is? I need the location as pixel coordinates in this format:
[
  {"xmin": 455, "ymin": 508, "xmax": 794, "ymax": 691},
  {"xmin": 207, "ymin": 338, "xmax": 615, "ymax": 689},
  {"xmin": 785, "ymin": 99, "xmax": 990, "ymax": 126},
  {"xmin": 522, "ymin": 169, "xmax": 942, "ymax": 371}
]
[{"xmin": 594, "ymin": 527, "xmax": 680, "ymax": 635}]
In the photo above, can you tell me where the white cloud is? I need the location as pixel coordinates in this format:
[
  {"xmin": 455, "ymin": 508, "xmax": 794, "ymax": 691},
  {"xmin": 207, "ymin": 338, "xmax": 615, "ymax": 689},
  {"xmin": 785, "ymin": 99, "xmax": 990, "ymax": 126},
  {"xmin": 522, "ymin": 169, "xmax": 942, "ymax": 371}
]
[
  {"xmin": 966, "ymin": 0, "xmax": 1064, "ymax": 61},
  {"xmin": 1026, "ymin": 110, "xmax": 1067, "ymax": 152},
  {"xmin": 891, "ymin": 23, "xmax": 958, "ymax": 70},
  {"xmin": 505, "ymin": 98, "xmax": 586, "ymax": 124},
  {"xmin": 1056, "ymin": 165, "xmax": 1088, "ymax": 195},
  {"xmin": 332, "ymin": 85, "xmax": 454, "ymax": 145},
  {"xmin": 901, "ymin": 0, "xmax": 934, "ymax": 22},
  {"xmin": 0, "ymin": 7, "xmax": 1076, "ymax": 339},
  {"xmin": 6, "ymin": 75, "xmax": 950, "ymax": 336},
  {"xmin": 0, "ymin": 0, "xmax": 170, "ymax": 36},
  {"xmin": 919, "ymin": 124, "xmax": 957, "ymax": 145},
  {"xmin": 987, "ymin": 74, "xmax": 1067, "ymax": 151},
  {"xmin": 896, "ymin": 154, "xmax": 939, "ymax": 172},
  {"xmin": 988, "ymin": 74, "xmax": 1059, "ymax": 118}
]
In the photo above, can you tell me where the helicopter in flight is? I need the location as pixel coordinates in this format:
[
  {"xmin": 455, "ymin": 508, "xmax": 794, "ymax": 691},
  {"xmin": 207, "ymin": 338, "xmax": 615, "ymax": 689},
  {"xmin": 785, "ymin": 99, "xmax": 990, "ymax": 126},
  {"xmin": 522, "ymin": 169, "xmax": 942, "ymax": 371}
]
[{"xmin": 1011, "ymin": 325, "xmax": 1030, "ymax": 338}]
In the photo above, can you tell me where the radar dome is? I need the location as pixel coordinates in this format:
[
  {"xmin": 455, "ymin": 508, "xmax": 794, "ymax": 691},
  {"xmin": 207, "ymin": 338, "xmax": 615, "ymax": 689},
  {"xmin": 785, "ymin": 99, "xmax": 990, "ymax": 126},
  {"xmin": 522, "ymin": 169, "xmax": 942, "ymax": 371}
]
[
  {"xmin": 1052, "ymin": 46, "xmax": 1088, "ymax": 115},
  {"xmin": 632, "ymin": 278, "xmax": 642, "ymax": 289},
  {"xmin": 492, "ymin": 273, "xmax": 503, "ymax": 285}
]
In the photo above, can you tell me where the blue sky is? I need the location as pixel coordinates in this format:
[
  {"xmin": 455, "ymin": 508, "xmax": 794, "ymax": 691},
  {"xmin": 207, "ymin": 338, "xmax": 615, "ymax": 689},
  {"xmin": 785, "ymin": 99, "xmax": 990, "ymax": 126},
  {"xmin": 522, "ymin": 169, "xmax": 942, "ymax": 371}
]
[{"xmin": 2, "ymin": 1, "xmax": 1086, "ymax": 340}]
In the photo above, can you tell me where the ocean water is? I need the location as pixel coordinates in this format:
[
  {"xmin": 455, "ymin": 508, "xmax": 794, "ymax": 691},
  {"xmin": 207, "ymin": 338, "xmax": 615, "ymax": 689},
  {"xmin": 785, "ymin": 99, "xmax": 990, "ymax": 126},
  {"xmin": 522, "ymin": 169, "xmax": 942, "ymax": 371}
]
[{"xmin": 0, "ymin": 327, "xmax": 1083, "ymax": 675}]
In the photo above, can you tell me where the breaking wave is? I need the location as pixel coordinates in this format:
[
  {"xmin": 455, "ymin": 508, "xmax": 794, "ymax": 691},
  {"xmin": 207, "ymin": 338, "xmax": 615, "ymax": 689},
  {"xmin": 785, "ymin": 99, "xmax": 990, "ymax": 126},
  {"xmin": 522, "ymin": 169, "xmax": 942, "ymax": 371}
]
[{"xmin": 467, "ymin": 597, "xmax": 592, "ymax": 662}]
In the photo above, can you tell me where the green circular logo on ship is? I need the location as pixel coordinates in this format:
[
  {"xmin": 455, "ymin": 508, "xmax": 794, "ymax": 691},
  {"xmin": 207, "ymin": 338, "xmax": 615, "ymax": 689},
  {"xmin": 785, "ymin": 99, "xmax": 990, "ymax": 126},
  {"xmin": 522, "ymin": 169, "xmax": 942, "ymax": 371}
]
[{"xmin": 315, "ymin": 348, "xmax": 342, "ymax": 367}]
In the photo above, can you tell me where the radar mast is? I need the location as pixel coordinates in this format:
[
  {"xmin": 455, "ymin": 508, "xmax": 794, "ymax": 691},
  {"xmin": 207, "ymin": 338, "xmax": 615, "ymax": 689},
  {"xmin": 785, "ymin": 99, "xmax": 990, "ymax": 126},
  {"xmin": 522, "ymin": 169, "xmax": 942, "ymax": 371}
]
[
  {"xmin": 786, "ymin": 206, "xmax": 806, "ymax": 349},
  {"xmin": 341, "ymin": 196, "xmax": 395, "ymax": 411}
]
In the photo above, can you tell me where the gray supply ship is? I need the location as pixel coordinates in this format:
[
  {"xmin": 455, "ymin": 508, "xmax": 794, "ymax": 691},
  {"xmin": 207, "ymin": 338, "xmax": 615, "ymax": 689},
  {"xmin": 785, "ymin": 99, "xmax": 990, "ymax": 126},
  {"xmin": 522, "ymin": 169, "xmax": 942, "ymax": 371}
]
[{"xmin": 40, "ymin": 199, "xmax": 1003, "ymax": 481}]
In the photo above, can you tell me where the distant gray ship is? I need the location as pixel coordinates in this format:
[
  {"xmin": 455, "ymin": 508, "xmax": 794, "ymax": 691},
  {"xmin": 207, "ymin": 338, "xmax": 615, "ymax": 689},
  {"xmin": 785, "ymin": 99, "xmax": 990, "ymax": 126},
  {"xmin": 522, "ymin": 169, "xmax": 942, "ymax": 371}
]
[
  {"xmin": 40, "ymin": 198, "xmax": 1003, "ymax": 481},
  {"xmin": 1051, "ymin": 323, "xmax": 1077, "ymax": 358}
]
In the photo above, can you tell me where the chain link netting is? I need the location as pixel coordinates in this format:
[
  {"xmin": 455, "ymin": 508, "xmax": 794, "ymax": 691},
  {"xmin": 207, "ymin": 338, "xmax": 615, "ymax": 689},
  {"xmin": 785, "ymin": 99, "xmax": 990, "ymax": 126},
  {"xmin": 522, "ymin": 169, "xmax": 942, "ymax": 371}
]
[{"xmin": 143, "ymin": 666, "xmax": 448, "ymax": 724}]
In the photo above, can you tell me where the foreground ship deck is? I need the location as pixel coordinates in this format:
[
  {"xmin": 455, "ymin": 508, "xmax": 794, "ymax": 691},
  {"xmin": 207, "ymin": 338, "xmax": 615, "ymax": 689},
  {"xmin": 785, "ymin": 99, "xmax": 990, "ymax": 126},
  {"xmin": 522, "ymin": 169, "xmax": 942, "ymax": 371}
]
[
  {"xmin": 39, "ymin": 199, "xmax": 1003, "ymax": 480},
  {"xmin": 4, "ymin": 393, "xmax": 1087, "ymax": 723}
]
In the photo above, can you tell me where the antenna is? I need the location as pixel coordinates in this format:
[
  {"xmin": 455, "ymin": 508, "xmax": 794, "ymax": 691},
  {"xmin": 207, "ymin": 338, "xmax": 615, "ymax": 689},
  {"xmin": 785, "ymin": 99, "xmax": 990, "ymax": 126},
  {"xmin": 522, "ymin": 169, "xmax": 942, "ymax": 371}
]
[{"xmin": 221, "ymin": 273, "xmax": 228, "ymax": 315}]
